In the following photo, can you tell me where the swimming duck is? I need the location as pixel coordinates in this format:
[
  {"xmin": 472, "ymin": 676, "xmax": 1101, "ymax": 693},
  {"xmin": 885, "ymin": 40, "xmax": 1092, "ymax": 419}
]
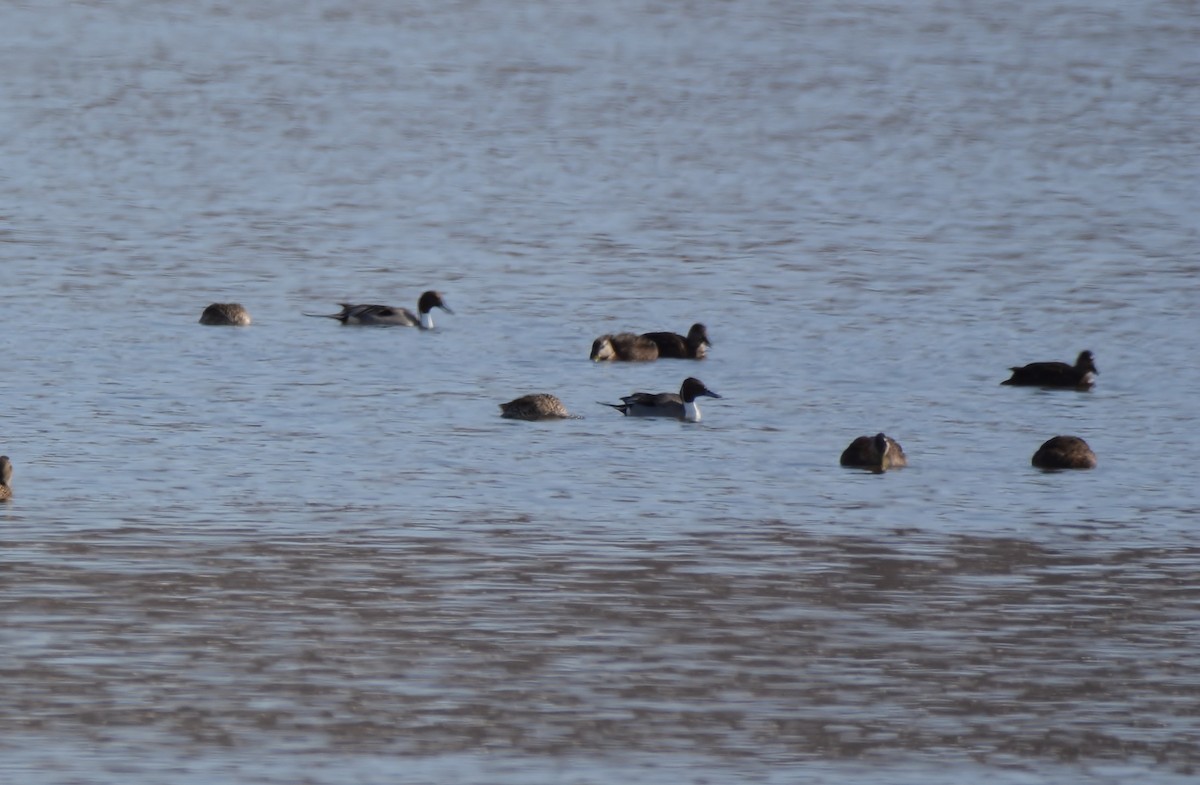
[
  {"xmin": 1002, "ymin": 350, "xmax": 1097, "ymax": 388},
  {"xmin": 0, "ymin": 456, "xmax": 12, "ymax": 501},
  {"xmin": 306, "ymin": 290, "xmax": 453, "ymax": 328},
  {"xmin": 499, "ymin": 394, "xmax": 574, "ymax": 421},
  {"xmin": 641, "ymin": 323, "xmax": 710, "ymax": 359},
  {"xmin": 589, "ymin": 333, "xmax": 660, "ymax": 361},
  {"xmin": 840, "ymin": 433, "xmax": 907, "ymax": 472},
  {"xmin": 199, "ymin": 303, "xmax": 252, "ymax": 326},
  {"xmin": 600, "ymin": 377, "xmax": 721, "ymax": 422},
  {"xmin": 1031, "ymin": 435, "xmax": 1097, "ymax": 469}
]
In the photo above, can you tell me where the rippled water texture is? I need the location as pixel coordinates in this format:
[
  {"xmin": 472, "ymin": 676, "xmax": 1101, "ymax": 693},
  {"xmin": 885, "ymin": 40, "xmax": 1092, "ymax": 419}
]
[{"xmin": 2, "ymin": 1, "xmax": 1199, "ymax": 783}]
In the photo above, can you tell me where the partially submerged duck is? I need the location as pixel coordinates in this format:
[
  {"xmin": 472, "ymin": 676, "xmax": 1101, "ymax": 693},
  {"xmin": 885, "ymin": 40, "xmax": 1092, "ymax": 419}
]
[
  {"xmin": 600, "ymin": 377, "xmax": 721, "ymax": 422},
  {"xmin": 642, "ymin": 323, "xmax": 710, "ymax": 359},
  {"xmin": 0, "ymin": 455, "xmax": 12, "ymax": 501},
  {"xmin": 306, "ymin": 290, "xmax": 453, "ymax": 328},
  {"xmin": 499, "ymin": 394, "xmax": 574, "ymax": 421},
  {"xmin": 199, "ymin": 303, "xmax": 252, "ymax": 326},
  {"xmin": 590, "ymin": 333, "xmax": 660, "ymax": 362},
  {"xmin": 1002, "ymin": 350, "xmax": 1097, "ymax": 389},
  {"xmin": 840, "ymin": 433, "xmax": 907, "ymax": 472},
  {"xmin": 1031, "ymin": 435, "xmax": 1097, "ymax": 469}
]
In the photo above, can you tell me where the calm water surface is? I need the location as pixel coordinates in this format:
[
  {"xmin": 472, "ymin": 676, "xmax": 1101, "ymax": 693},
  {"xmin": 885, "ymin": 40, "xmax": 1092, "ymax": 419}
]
[{"xmin": 2, "ymin": 1, "xmax": 1199, "ymax": 783}]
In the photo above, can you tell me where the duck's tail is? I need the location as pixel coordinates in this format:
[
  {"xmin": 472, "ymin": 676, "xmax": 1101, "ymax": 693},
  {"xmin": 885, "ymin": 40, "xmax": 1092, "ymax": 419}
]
[{"xmin": 303, "ymin": 305, "xmax": 350, "ymax": 321}]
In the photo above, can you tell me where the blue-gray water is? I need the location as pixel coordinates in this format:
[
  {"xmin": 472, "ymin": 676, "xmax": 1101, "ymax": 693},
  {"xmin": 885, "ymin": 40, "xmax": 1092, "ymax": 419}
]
[{"xmin": 2, "ymin": 1, "xmax": 1199, "ymax": 783}]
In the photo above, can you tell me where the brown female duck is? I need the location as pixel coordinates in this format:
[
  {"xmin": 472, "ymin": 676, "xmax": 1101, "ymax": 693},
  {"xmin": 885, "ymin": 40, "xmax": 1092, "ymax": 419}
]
[
  {"xmin": 199, "ymin": 303, "xmax": 252, "ymax": 326},
  {"xmin": 1031, "ymin": 435, "xmax": 1097, "ymax": 469},
  {"xmin": 499, "ymin": 394, "xmax": 574, "ymax": 421},
  {"xmin": 589, "ymin": 332, "xmax": 660, "ymax": 362}
]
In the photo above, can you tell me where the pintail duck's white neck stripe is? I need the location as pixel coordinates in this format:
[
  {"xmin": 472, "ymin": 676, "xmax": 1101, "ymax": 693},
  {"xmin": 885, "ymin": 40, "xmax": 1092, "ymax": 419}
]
[
  {"xmin": 420, "ymin": 311, "xmax": 434, "ymax": 330},
  {"xmin": 683, "ymin": 400, "xmax": 701, "ymax": 422}
]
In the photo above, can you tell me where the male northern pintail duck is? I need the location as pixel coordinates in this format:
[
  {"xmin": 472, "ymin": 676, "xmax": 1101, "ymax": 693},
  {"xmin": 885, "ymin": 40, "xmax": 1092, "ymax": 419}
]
[
  {"xmin": 306, "ymin": 290, "xmax": 453, "ymax": 328},
  {"xmin": 840, "ymin": 433, "xmax": 908, "ymax": 472},
  {"xmin": 0, "ymin": 456, "xmax": 12, "ymax": 501},
  {"xmin": 1002, "ymin": 350, "xmax": 1097, "ymax": 389},
  {"xmin": 199, "ymin": 303, "xmax": 252, "ymax": 326},
  {"xmin": 590, "ymin": 332, "xmax": 660, "ymax": 362},
  {"xmin": 600, "ymin": 377, "xmax": 721, "ymax": 422},
  {"xmin": 590, "ymin": 323, "xmax": 710, "ymax": 361},
  {"xmin": 1031, "ymin": 435, "xmax": 1097, "ymax": 469},
  {"xmin": 641, "ymin": 323, "xmax": 710, "ymax": 360},
  {"xmin": 499, "ymin": 393, "xmax": 575, "ymax": 421}
]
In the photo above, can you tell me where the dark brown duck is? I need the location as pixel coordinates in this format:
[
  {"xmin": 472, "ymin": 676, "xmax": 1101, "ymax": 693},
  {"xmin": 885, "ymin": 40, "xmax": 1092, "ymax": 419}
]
[
  {"xmin": 641, "ymin": 323, "xmax": 710, "ymax": 359},
  {"xmin": 1031, "ymin": 435, "xmax": 1097, "ymax": 469},
  {"xmin": 1002, "ymin": 350, "xmax": 1097, "ymax": 389}
]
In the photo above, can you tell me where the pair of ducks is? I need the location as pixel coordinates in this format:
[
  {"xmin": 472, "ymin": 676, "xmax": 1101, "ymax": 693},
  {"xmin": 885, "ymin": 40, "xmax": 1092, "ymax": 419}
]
[
  {"xmin": 1001, "ymin": 348, "xmax": 1099, "ymax": 469},
  {"xmin": 590, "ymin": 323, "xmax": 711, "ymax": 361},
  {"xmin": 500, "ymin": 405, "xmax": 1092, "ymax": 472},
  {"xmin": 501, "ymin": 376, "xmax": 723, "ymax": 424},
  {"xmin": 837, "ymin": 433, "xmax": 1097, "ymax": 471},
  {"xmin": 199, "ymin": 291, "xmax": 455, "ymax": 329}
]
